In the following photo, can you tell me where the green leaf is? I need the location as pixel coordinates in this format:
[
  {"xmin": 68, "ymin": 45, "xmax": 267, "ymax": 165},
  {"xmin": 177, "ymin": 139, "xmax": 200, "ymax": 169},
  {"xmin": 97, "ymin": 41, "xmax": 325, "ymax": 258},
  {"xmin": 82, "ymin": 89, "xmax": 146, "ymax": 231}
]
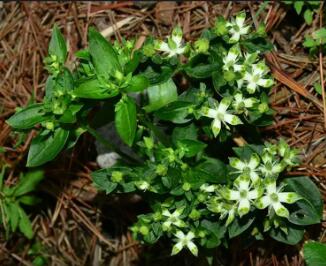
[
  {"xmin": 45, "ymin": 76, "xmax": 55, "ymax": 99},
  {"xmin": 124, "ymin": 74, "xmax": 149, "ymax": 92},
  {"xmin": 177, "ymin": 139, "xmax": 207, "ymax": 157},
  {"xmin": 49, "ymin": 25, "xmax": 67, "ymax": 63},
  {"xmin": 304, "ymin": 9, "xmax": 313, "ymax": 25},
  {"xmin": 172, "ymin": 123, "xmax": 197, "ymax": 145},
  {"xmin": 201, "ymin": 220, "xmax": 226, "ymax": 248},
  {"xmin": 185, "ymin": 63, "xmax": 220, "ymax": 79},
  {"xmin": 314, "ymin": 83, "xmax": 322, "ymax": 95},
  {"xmin": 18, "ymin": 207, "xmax": 34, "ymax": 239},
  {"xmin": 269, "ymin": 224, "xmax": 304, "ymax": 245},
  {"xmin": 88, "ymin": 27, "xmax": 121, "ymax": 79},
  {"xmin": 294, "ymin": 1, "xmax": 304, "ymax": 14},
  {"xmin": 228, "ymin": 216, "xmax": 255, "ymax": 238},
  {"xmin": 19, "ymin": 195, "xmax": 41, "ymax": 206},
  {"xmin": 74, "ymin": 78, "xmax": 119, "ymax": 99},
  {"xmin": 192, "ymin": 157, "xmax": 227, "ymax": 184},
  {"xmin": 283, "ymin": 176, "xmax": 322, "ymax": 225},
  {"xmin": 154, "ymin": 101, "xmax": 193, "ymax": 124},
  {"xmin": 303, "ymin": 36, "xmax": 316, "ymax": 48},
  {"xmin": 6, "ymin": 104, "xmax": 47, "ymax": 130},
  {"xmin": 13, "ymin": 170, "xmax": 44, "ymax": 197},
  {"xmin": 283, "ymin": 176, "xmax": 323, "ymax": 218},
  {"xmin": 115, "ymin": 95, "xmax": 137, "ymax": 146},
  {"xmin": 6, "ymin": 202, "xmax": 19, "ymax": 232},
  {"xmin": 27, "ymin": 128, "xmax": 69, "ymax": 167},
  {"xmin": 144, "ymin": 79, "xmax": 178, "ymax": 112},
  {"xmin": 304, "ymin": 242, "xmax": 326, "ymax": 266},
  {"xmin": 143, "ymin": 66, "xmax": 173, "ymax": 85}
]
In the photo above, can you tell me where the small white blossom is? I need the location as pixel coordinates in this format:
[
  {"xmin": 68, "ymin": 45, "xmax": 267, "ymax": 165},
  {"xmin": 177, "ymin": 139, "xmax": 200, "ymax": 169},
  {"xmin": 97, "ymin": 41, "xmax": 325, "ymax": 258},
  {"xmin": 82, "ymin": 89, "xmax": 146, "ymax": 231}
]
[
  {"xmin": 256, "ymin": 179, "xmax": 301, "ymax": 218},
  {"xmin": 155, "ymin": 26, "xmax": 186, "ymax": 57},
  {"xmin": 201, "ymin": 97, "xmax": 242, "ymax": 137},
  {"xmin": 260, "ymin": 152, "xmax": 284, "ymax": 178},
  {"xmin": 232, "ymin": 93, "xmax": 258, "ymax": 114},
  {"xmin": 243, "ymin": 63, "xmax": 274, "ymax": 94},
  {"xmin": 229, "ymin": 153, "xmax": 261, "ymax": 183},
  {"xmin": 222, "ymin": 175, "xmax": 262, "ymax": 217},
  {"xmin": 223, "ymin": 46, "xmax": 242, "ymax": 72},
  {"xmin": 171, "ymin": 231, "xmax": 198, "ymax": 256},
  {"xmin": 162, "ymin": 208, "xmax": 185, "ymax": 230},
  {"xmin": 226, "ymin": 12, "xmax": 250, "ymax": 43}
]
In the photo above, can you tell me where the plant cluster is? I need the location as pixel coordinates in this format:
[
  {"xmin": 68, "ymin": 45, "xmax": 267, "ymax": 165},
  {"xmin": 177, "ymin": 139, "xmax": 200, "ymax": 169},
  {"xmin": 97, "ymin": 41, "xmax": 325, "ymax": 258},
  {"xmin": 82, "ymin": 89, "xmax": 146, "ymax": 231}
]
[
  {"xmin": 6, "ymin": 12, "xmax": 322, "ymax": 256},
  {"xmin": 283, "ymin": 1, "xmax": 321, "ymax": 25},
  {"xmin": 0, "ymin": 167, "xmax": 43, "ymax": 239}
]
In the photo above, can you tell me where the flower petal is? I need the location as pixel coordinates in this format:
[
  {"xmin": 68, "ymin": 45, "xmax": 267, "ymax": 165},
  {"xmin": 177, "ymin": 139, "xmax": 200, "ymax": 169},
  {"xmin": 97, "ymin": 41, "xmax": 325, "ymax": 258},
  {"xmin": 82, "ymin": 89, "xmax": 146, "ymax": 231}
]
[
  {"xmin": 238, "ymin": 199, "xmax": 250, "ymax": 217},
  {"xmin": 273, "ymin": 202, "xmax": 289, "ymax": 218},
  {"xmin": 218, "ymin": 97, "xmax": 232, "ymax": 113},
  {"xmin": 224, "ymin": 114, "xmax": 243, "ymax": 125},
  {"xmin": 249, "ymin": 171, "xmax": 260, "ymax": 184},
  {"xmin": 249, "ymin": 153, "xmax": 260, "ymax": 169},
  {"xmin": 211, "ymin": 118, "xmax": 221, "ymax": 137},
  {"xmin": 265, "ymin": 179, "xmax": 277, "ymax": 194},
  {"xmin": 171, "ymin": 242, "xmax": 184, "ymax": 256},
  {"xmin": 229, "ymin": 157, "xmax": 245, "ymax": 170},
  {"xmin": 278, "ymin": 192, "xmax": 301, "ymax": 204},
  {"xmin": 256, "ymin": 196, "xmax": 271, "ymax": 209},
  {"xmin": 187, "ymin": 241, "xmax": 198, "ymax": 256}
]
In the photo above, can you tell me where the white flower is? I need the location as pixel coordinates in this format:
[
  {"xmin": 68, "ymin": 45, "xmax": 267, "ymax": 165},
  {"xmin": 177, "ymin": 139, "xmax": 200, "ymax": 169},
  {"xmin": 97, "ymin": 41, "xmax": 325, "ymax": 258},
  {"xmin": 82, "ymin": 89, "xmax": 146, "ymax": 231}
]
[
  {"xmin": 256, "ymin": 179, "xmax": 301, "ymax": 218},
  {"xmin": 135, "ymin": 180, "xmax": 150, "ymax": 191},
  {"xmin": 243, "ymin": 63, "xmax": 274, "ymax": 94},
  {"xmin": 260, "ymin": 152, "xmax": 284, "ymax": 178},
  {"xmin": 156, "ymin": 26, "xmax": 186, "ymax": 57},
  {"xmin": 201, "ymin": 97, "xmax": 242, "ymax": 137},
  {"xmin": 229, "ymin": 153, "xmax": 261, "ymax": 183},
  {"xmin": 162, "ymin": 208, "xmax": 185, "ymax": 230},
  {"xmin": 226, "ymin": 12, "xmax": 250, "ymax": 43},
  {"xmin": 223, "ymin": 46, "xmax": 242, "ymax": 72},
  {"xmin": 171, "ymin": 231, "xmax": 198, "ymax": 256},
  {"xmin": 232, "ymin": 93, "xmax": 258, "ymax": 114},
  {"xmin": 222, "ymin": 175, "xmax": 262, "ymax": 217}
]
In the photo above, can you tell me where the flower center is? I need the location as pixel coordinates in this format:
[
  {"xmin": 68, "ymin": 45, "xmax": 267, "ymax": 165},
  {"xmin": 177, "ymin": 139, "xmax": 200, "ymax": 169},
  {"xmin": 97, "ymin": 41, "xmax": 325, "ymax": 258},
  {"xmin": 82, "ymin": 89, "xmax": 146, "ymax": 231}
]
[
  {"xmin": 240, "ymin": 189, "xmax": 248, "ymax": 198},
  {"xmin": 270, "ymin": 193, "xmax": 279, "ymax": 202},
  {"xmin": 217, "ymin": 112, "xmax": 224, "ymax": 121}
]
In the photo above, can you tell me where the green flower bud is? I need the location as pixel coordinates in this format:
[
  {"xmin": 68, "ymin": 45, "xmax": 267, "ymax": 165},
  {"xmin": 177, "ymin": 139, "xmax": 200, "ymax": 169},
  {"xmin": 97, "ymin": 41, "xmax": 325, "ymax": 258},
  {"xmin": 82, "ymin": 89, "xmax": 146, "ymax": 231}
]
[
  {"xmin": 189, "ymin": 209, "xmax": 201, "ymax": 220},
  {"xmin": 111, "ymin": 171, "xmax": 123, "ymax": 183},
  {"xmin": 143, "ymin": 43, "xmax": 155, "ymax": 57},
  {"xmin": 156, "ymin": 164, "xmax": 168, "ymax": 176},
  {"xmin": 45, "ymin": 121, "xmax": 55, "ymax": 131},
  {"xmin": 114, "ymin": 70, "xmax": 124, "ymax": 81},
  {"xmin": 153, "ymin": 212, "xmax": 162, "ymax": 222},
  {"xmin": 197, "ymin": 193, "xmax": 206, "ymax": 202},
  {"xmin": 182, "ymin": 182, "xmax": 191, "ymax": 191},
  {"xmin": 194, "ymin": 38, "xmax": 209, "ymax": 54},
  {"xmin": 143, "ymin": 137, "xmax": 154, "ymax": 150},
  {"xmin": 258, "ymin": 102, "xmax": 268, "ymax": 113},
  {"xmin": 139, "ymin": 225, "xmax": 149, "ymax": 236}
]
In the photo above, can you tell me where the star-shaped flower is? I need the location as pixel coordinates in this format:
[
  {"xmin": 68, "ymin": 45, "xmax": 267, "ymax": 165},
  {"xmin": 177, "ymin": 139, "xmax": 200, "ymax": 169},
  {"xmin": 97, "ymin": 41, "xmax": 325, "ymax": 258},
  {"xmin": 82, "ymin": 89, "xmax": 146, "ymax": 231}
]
[
  {"xmin": 232, "ymin": 93, "xmax": 258, "ymax": 114},
  {"xmin": 260, "ymin": 151, "xmax": 284, "ymax": 178},
  {"xmin": 155, "ymin": 26, "xmax": 186, "ymax": 57},
  {"xmin": 221, "ymin": 175, "xmax": 262, "ymax": 217},
  {"xmin": 256, "ymin": 179, "xmax": 301, "ymax": 218},
  {"xmin": 201, "ymin": 97, "xmax": 242, "ymax": 137},
  {"xmin": 242, "ymin": 63, "xmax": 274, "ymax": 94},
  {"xmin": 162, "ymin": 208, "xmax": 185, "ymax": 230},
  {"xmin": 223, "ymin": 46, "xmax": 242, "ymax": 72},
  {"xmin": 226, "ymin": 12, "xmax": 250, "ymax": 43},
  {"xmin": 229, "ymin": 153, "xmax": 261, "ymax": 183},
  {"xmin": 171, "ymin": 231, "xmax": 198, "ymax": 256}
]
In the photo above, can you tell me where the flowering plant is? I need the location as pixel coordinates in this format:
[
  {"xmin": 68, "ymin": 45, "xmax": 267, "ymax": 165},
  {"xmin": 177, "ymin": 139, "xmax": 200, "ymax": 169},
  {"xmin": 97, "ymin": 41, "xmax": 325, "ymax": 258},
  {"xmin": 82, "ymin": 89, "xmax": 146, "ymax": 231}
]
[{"xmin": 7, "ymin": 12, "xmax": 322, "ymax": 256}]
